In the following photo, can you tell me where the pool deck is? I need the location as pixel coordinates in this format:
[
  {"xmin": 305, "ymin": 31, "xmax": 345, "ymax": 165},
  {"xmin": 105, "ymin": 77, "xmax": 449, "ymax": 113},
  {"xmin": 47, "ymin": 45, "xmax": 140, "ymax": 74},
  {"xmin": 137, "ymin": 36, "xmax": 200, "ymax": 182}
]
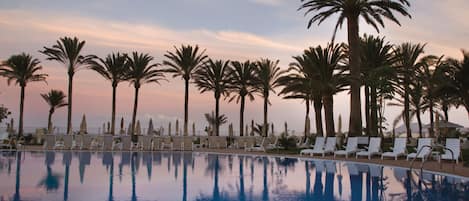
[{"xmin": 8, "ymin": 145, "xmax": 469, "ymax": 178}]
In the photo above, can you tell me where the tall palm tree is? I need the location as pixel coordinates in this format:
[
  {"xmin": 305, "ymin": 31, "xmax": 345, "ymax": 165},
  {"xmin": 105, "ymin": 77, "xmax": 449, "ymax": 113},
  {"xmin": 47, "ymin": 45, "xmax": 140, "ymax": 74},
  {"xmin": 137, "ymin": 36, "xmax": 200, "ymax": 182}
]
[
  {"xmin": 89, "ymin": 53, "xmax": 129, "ymax": 135},
  {"xmin": 446, "ymin": 50, "xmax": 469, "ymax": 119},
  {"xmin": 299, "ymin": 0, "xmax": 411, "ymax": 136},
  {"xmin": 163, "ymin": 45, "xmax": 208, "ymax": 136},
  {"xmin": 227, "ymin": 61, "xmax": 258, "ymax": 136},
  {"xmin": 394, "ymin": 43, "xmax": 426, "ymax": 138},
  {"xmin": 41, "ymin": 90, "xmax": 68, "ymax": 134},
  {"xmin": 127, "ymin": 52, "xmax": 165, "ymax": 142},
  {"xmin": 279, "ymin": 55, "xmax": 322, "ymax": 136},
  {"xmin": 305, "ymin": 44, "xmax": 347, "ymax": 136},
  {"xmin": 194, "ymin": 59, "xmax": 231, "ymax": 136},
  {"xmin": 254, "ymin": 59, "xmax": 286, "ymax": 137},
  {"xmin": 40, "ymin": 36, "xmax": 95, "ymax": 134},
  {"xmin": 0, "ymin": 53, "xmax": 48, "ymax": 139},
  {"xmin": 360, "ymin": 34, "xmax": 396, "ymax": 136}
]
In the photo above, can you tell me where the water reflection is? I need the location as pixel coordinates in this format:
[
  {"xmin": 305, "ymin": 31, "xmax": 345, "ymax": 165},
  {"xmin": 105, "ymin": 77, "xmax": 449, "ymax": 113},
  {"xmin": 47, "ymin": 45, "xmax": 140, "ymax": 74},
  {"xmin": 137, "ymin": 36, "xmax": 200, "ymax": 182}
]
[{"xmin": 0, "ymin": 151, "xmax": 468, "ymax": 201}]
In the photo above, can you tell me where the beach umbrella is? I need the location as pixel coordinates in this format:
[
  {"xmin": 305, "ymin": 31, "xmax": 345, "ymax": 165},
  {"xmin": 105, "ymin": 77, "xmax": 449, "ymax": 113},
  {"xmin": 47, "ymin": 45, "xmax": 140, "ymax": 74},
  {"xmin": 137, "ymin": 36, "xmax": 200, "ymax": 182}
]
[
  {"xmin": 168, "ymin": 122, "xmax": 172, "ymax": 136},
  {"xmin": 284, "ymin": 121, "xmax": 288, "ymax": 136},
  {"xmin": 136, "ymin": 120, "xmax": 141, "ymax": 135},
  {"xmin": 337, "ymin": 115, "xmax": 342, "ymax": 135},
  {"xmin": 147, "ymin": 118, "xmax": 154, "ymax": 135},
  {"xmin": 79, "ymin": 114, "xmax": 87, "ymax": 134},
  {"xmin": 127, "ymin": 123, "xmax": 132, "ymax": 135},
  {"xmin": 271, "ymin": 123, "xmax": 275, "ymax": 136},
  {"xmin": 120, "ymin": 117, "xmax": 125, "ymax": 135},
  {"xmin": 192, "ymin": 123, "xmax": 196, "ymax": 136},
  {"xmin": 250, "ymin": 120, "xmax": 254, "ymax": 136},
  {"xmin": 176, "ymin": 119, "xmax": 179, "ymax": 136},
  {"xmin": 229, "ymin": 123, "xmax": 233, "ymax": 137}
]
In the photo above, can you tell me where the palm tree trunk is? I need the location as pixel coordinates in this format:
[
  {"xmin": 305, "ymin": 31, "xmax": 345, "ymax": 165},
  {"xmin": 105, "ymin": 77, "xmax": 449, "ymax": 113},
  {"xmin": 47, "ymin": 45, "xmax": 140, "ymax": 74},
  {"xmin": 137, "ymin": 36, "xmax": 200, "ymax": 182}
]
[
  {"xmin": 404, "ymin": 75, "xmax": 411, "ymax": 138},
  {"xmin": 370, "ymin": 86, "xmax": 379, "ymax": 137},
  {"xmin": 429, "ymin": 98, "xmax": 435, "ymax": 137},
  {"xmin": 263, "ymin": 93, "xmax": 268, "ymax": 137},
  {"xmin": 240, "ymin": 95, "xmax": 245, "ymax": 137},
  {"xmin": 215, "ymin": 95, "xmax": 220, "ymax": 136},
  {"xmin": 347, "ymin": 15, "xmax": 362, "ymax": 137},
  {"xmin": 378, "ymin": 97, "xmax": 384, "ymax": 136},
  {"xmin": 313, "ymin": 96, "xmax": 323, "ymax": 137},
  {"xmin": 18, "ymin": 86, "xmax": 25, "ymax": 140},
  {"xmin": 443, "ymin": 103, "xmax": 449, "ymax": 121},
  {"xmin": 416, "ymin": 109, "xmax": 423, "ymax": 138},
  {"xmin": 131, "ymin": 87, "xmax": 140, "ymax": 142},
  {"xmin": 323, "ymin": 95, "xmax": 335, "ymax": 137},
  {"xmin": 364, "ymin": 85, "xmax": 371, "ymax": 136},
  {"xmin": 47, "ymin": 110, "xmax": 53, "ymax": 134},
  {"xmin": 184, "ymin": 79, "xmax": 189, "ymax": 136},
  {"xmin": 111, "ymin": 85, "xmax": 117, "ymax": 135},
  {"xmin": 305, "ymin": 99, "xmax": 310, "ymax": 137},
  {"xmin": 67, "ymin": 74, "xmax": 73, "ymax": 135}
]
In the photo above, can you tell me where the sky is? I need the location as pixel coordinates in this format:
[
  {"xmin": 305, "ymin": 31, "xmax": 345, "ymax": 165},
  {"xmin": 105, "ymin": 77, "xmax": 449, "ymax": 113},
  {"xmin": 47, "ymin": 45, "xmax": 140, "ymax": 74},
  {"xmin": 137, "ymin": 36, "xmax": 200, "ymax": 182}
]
[{"xmin": 1, "ymin": 0, "xmax": 469, "ymax": 134}]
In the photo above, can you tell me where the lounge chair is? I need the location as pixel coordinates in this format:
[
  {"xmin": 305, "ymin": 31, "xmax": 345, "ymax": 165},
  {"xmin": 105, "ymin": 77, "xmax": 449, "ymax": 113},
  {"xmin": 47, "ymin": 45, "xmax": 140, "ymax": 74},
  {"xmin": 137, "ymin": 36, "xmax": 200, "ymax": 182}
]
[
  {"xmin": 300, "ymin": 137, "xmax": 325, "ymax": 155},
  {"xmin": 247, "ymin": 137, "xmax": 266, "ymax": 152},
  {"xmin": 356, "ymin": 137, "xmax": 382, "ymax": 159},
  {"xmin": 381, "ymin": 138, "xmax": 407, "ymax": 160},
  {"xmin": 81, "ymin": 135, "xmax": 94, "ymax": 150},
  {"xmin": 181, "ymin": 137, "xmax": 194, "ymax": 151},
  {"xmin": 439, "ymin": 138, "xmax": 460, "ymax": 164},
  {"xmin": 0, "ymin": 129, "xmax": 12, "ymax": 149},
  {"xmin": 138, "ymin": 135, "xmax": 153, "ymax": 151},
  {"xmin": 313, "ymin": 137, "xmax": 336, "ymax": 157},
  {"xmin": 407, "ymin": 138, "xmax": 433, "ymax": 162},
  {"xmin": 73, "ymin": 135, "xmax": 83, "ymax": 149},
  {"xmin": 61, "ymin": 135, "xmax": 74, "ymax": 149},
  {"xmin": 102, "ymin": 135, "xmax": 114, "ymax": 150},
  {"xmin": 209, "ymin": 136, "xmax": 227, "ymax": 149},
  {"xmin": 334, "ymin": 137, "xmax": 358, "ymax": 158},
  {"xmin": 44, "ymin": 134, "xmax": 56, "ymax": 149},
  {"xmin": 120, "ymin": 136, "xmax": 132, "ymax": 151},
  {"xmin": 90, "ymin": 135, "xmax": 103, "ymax": 149},
  {"xmin": 160, "ymin": 137, "xmax": 173, "ymax": 150},
  {"xmin": 297, "ymin": 137, "xmax": 310, "ymax": 148}
]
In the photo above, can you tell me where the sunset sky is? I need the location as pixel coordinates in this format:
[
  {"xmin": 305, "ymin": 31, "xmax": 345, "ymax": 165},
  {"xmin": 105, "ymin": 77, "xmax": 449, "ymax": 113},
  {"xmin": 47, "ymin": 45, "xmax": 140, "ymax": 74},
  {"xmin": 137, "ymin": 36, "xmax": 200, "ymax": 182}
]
[{"xmin": 1, "ymin": 0, "xmax": 468, "ymax": 134}]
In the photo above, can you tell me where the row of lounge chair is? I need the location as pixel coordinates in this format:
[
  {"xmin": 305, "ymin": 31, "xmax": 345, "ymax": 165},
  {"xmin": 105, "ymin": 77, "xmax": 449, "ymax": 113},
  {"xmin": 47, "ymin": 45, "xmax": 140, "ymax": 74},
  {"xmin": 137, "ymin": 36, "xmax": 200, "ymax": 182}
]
[{"xmin": 300, "ymin": 137, "xmax": 461, "ymax": 163}]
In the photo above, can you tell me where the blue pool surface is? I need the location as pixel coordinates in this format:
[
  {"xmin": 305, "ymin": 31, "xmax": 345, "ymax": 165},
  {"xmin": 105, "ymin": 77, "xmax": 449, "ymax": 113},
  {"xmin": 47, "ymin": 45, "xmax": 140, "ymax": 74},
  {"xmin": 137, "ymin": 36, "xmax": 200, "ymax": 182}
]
[{"xmin": 0, "ymin": 151, "xmax": 467, "ymax": 201}]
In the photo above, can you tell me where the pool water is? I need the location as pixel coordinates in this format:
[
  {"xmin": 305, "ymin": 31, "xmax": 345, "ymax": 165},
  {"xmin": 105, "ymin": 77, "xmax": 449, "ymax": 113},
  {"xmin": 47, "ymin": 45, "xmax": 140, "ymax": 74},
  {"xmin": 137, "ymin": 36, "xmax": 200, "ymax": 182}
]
[{"xmin": 0, "ymin": 151, "xmax": 467, "ymax": 201}]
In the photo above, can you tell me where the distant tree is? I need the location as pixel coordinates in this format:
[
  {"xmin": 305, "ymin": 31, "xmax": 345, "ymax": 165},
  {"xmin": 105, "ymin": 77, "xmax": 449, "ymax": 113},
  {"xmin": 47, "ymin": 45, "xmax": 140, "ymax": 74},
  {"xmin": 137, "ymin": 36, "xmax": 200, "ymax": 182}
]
[
  {"xmin": 0, "ymin": 53, "xmax": 48, "ymax": 139},
  {"xmin": 41, "ymin": 90, "xmax": 68, "ymax": 134},
  {"xmin": 0, "ymin": 105, "xmax": 11, "ymax": 123},
  {"xmin": 40, "ymin": 36, "xmax": 95, "ymax": 134},
  {"xmin": 89, "ymin": 53, "xmax": 129, "ymax": 135},
  {"xmin": 163, "ymin": 45, "xmax": 208, "ymax": 136}
]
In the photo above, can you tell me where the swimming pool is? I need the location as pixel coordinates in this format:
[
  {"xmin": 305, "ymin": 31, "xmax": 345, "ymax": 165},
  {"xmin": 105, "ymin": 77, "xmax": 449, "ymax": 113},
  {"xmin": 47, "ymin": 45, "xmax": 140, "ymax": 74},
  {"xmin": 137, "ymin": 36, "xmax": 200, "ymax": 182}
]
[{"xmin": 0, "ymin": 151, "xmax": 467, "ymax": 201}]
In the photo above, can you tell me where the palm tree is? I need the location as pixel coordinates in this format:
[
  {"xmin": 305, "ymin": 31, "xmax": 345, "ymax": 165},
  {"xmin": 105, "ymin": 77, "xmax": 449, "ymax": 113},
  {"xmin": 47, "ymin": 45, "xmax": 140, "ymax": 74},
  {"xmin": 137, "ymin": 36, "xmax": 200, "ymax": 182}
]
[
  {"xmin": 279, "ymin": 55, "xmax": 322, "ymax": 136},
  {"xmin": 194, "ymin": 59, "xmax": 231, "ymax": 136},
  {"xmin": 254, "ymin": 59, "xmax": 286, "ymax": 137},
  {"xmin": 394, "ymin": 43, "xmax": 426, "ymax": 138},
  {"xmin": 89, "ymin": 53, "xmax": 129, "ymax": 135},
  {"xmin": 299, "ymin": 0, "xmax": 411, "ymax": 136},
  {"xmin": 227, "ymin": 61, "xmax": 258, "ymax": 136},
  {"xmin": 163, "ymin": 45, "xmax": 208, "ymax": 136},
  {"xmin": 40, "ymin": 36, "xmax": 95, "ymax": 134},
  {"xmin": 360, "ymin": 34, "xmax": 396, "ymax": 136},
  {"xmin": 446, "ymin": 50, "xmax": 469, "ymax": 119},
  {"xmin": 127, "ymin": 52, "xmax": 165, "ymax": 142},
  {"xmin": 0, "ymin": 53, "xmax": 48, "ymax": 139},
  {"xmin": 41, "ymin": 90, "xmax": 68, "ymax": 134},
  {"xmin": 305, "ymin": 44, "xmax": 347, "ymax": 136}
]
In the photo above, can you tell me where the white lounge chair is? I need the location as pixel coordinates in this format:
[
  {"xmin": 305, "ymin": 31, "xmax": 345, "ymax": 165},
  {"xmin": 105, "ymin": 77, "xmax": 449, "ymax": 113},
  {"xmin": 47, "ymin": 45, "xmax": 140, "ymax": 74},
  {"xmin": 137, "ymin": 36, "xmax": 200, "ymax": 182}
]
[
  {"xmin": 313, "ymin": 137, "xmax": 336, "ymax": 157},
  {"xmin": 81, "ymin": 135, "xmax": 93, "ymax": 150},
  {"xmin": 247, "ymin": 137, "xmax": 266, "ymax": 152},
  {"xmin": 61, "ymin": 135, "xmax": 74, "ymax": 149},
  {"xmin": 160, "ymin": 137, "xmax": 173, "ymax": 150},
  {"xmin": 407, "ymin": 138, "xmax": 433, "ymax": 162},
  {"xmin": 300, "ymin": 137, "xmax": 325, "ymax": 155},
  {"xmin": 138, "ymin": 135, "xmax": 153, "ymax": 151},
  {"xmin": 297, "ymin": 137, "xmax": 310, "ymax": 148},
  {"xmin": 0, "ymin": 129, "xmax": 12, "ymax": 149},
  {"xmin": 72, "ymin": 135, "xmax": 83, "ymax": 149},
  {"xmin": 265, "ymin": 137, "xmax": 280, "ymax": 150},
  {"xmin": 102, "ymin": 135, "xmax": 114, "ymax": 150},
  {"xmin": 439, "ymin": 138, "xmax": 460, "ymax": 164},
  {"xmin": 44, "ymin": 134, "xmax": 56, "ymax": 149},
  {"xmin": 356, "ymin": 137, "xmax": 382, "ymax": 159},
  {"xmin": 381, "ymin": 138, "xmax": 407, "ymax": 160},
  {"xmin": 334, "ymin": 137, "xmax": 358, "ymax": 158},
  {"xmin": 120, "ymin": 136, "xmax": 132, "ymax": 151}
]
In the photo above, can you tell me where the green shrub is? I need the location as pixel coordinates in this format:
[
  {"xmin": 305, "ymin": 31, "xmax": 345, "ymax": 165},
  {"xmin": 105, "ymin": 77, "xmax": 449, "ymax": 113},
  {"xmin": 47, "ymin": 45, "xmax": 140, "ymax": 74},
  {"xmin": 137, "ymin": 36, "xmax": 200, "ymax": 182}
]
[{"xmin": 278, "ymin": 135, "xmax": 297, "ymax": 150}]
